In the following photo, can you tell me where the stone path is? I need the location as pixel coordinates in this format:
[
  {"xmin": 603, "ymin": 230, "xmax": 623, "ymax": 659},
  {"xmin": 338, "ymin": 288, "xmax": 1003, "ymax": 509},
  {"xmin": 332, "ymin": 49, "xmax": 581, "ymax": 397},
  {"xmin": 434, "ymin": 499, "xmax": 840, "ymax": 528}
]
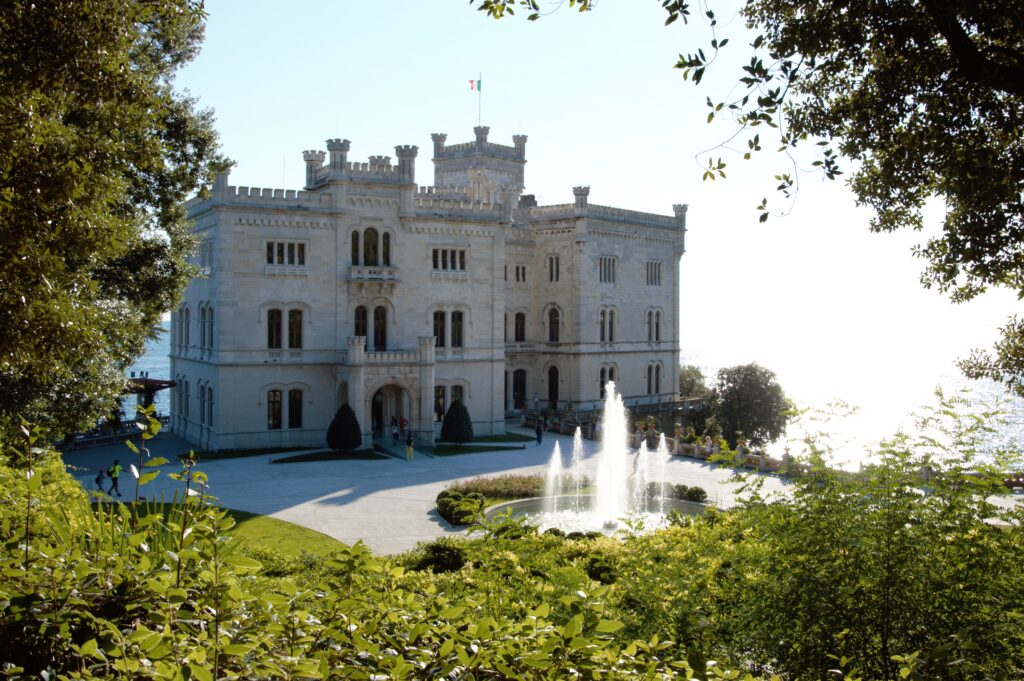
[{"xmin": 62, "ymin": 425, "xmax": 790, "ymax": 555}]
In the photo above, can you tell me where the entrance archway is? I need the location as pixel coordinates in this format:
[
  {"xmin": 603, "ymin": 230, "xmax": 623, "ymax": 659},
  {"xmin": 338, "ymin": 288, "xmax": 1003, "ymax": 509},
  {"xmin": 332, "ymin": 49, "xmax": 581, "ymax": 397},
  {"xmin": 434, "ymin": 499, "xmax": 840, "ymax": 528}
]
[{"xmin": 370, "ymin": 384, "xmax": 409, "ymax": 440}]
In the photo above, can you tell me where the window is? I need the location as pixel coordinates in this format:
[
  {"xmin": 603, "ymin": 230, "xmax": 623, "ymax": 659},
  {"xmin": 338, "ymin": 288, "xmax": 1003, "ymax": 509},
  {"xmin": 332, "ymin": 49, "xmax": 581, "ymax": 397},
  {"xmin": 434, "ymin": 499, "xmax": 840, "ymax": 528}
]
[
  {"xmin": 514, "ymin": 312, "xmax": 526, "ymax": 343},
  {"xmin": 432, "ymin": 248, "xmax": 467, "ymax": 271},
  {"xmin": 208, "ymin": 307, "xmax": 214, "ymax": 349},
  {"xmin": 267, "ymin": 390, "xmax": 282, "ymax": 429},
  {"xmin": 512, "ymin": 369, "xmax": 526, "ymax": 409},
  {"xmin": 451, "ymin": 311, "xmax": 464, "ymax": 348},
  {"xmin": 647, "ymin": 311, "xmax": 654, "ymax": 342},
  {"xmin": 351, "ymin": 231, "xmax": 360, "ymax": 265},
  {"xmin": 383, "ymin": 232, "xmax": 391, "ymax": 266},
  {"xmin": 266, "ymin": 241, "xmax": 306, "ymax": 266},
  {"xmin": 288, "ymin": 310, "xmax": 303, "ymax": 349},
  {"xmin": 199, "ymin": 384, "xmax": 206, "ymax": 425},
  {"xmin": 183, "ymin": 307, "xmax": 190, "ymax": 346},
  {"xmin": 548, "ymin": 308, "xmax": 560, "ymax": 343},
  {"xmin": 504, "ymin": 313, "xmax": 508, "ymax": 342},
  {"xmin": 548, "ymin": 366, "xmax": 559, "ymax": 408},
  {"xmin": 433, "ymin": 310, "xmax": 446, "ymax": 347},
  {"xmin": 288, "ymin": 389, "xmax": 303, "ymax": 429},
  {"xmin": 206, "ymin": 387, "xmax": 213, "ymax": 427},
  {"xmin": 548, "ymin": 255, "xmax": 560, "ymax": 282},
  {"xmin": 183, "ymin": 381, "xmax": 190, "ymax": 418},
  {"xmin": 600, "ymin": 368, "xmax": 607, "ymax": 399},
  {"xmin": 599, "ymin": 256, "xmax": 616, "ymax": 284},
  {"xmin": 655, "ymin": 364, "xmax": 661, "ymax": 394},
  {"xmin": 364, "ymin": 228, "xmax": 379, "ymax": 266},
  {"xmin": 267, "ymin": 309, "xmax": 282, "ymax": 349},
  {"xmin": 647, "ymin": 365, "xmax": 653, "ymax": 395},
  {"xmin": 514, "ymin": 264, "xmax": 526, "ymax": 281},
  {"xmin": 451, "ymin": 385, "xmax": 464, "ymax": 404},
  {"xmin": 199, "ymin": 307, "xmax": 207, "ymax": 348},
  {"xmin": 647, "ymin": 260, "xmax": 663, "ymax": 286},
  {"xmin": 373, "ymin": 306, "xmax": 387, "ymax": 350},
  {"xmin": 608, "ymin": 366, "xmax": 616, "ymax": 383},
  {"xmin": 655, "ymin": 311, "xmax": 661, "ymax": 342},
  {"xmin": 599, "ymin": 309, "xmax": 606, "ymax": 342},
  {"xmin": 608, "ymin": 309, "xmax": 615, "ymax": 342},
  {"xmin": 434, "ymin": 385, "xmax": 446, "ymax": 422},
  {"xmin": 354, "ymin": 306, "xmax": 368, "ymax": 340}
]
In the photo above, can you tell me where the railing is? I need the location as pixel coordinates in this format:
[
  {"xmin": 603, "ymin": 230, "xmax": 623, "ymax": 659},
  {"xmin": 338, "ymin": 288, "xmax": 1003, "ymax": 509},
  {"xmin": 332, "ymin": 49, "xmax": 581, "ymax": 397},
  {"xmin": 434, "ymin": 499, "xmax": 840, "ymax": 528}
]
[{"xmin": 349, "ymin": 266, "xmax": 399, "ymax": 281}]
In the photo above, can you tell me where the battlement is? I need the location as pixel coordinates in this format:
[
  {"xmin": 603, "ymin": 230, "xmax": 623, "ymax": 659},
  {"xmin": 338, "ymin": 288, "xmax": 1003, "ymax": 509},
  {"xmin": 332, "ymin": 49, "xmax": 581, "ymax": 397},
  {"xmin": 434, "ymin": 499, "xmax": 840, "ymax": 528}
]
[
  {"xmin": 513, "ymin": 202, "xmax": 681, "ymax": 230},
  {"xmin": 436, "ymin": 139, "xmax": 524, "ymax": 161},
  {"xmin": 417, "ymin": 185, "xmax": 471, "ymax": 201},
  {"xmin": 414, "ymin": 195, "xmax": 504, "ymax": 219},
  {"xmin": 186, "ymin": 180, "xmax": 333, "ymax": 213}
]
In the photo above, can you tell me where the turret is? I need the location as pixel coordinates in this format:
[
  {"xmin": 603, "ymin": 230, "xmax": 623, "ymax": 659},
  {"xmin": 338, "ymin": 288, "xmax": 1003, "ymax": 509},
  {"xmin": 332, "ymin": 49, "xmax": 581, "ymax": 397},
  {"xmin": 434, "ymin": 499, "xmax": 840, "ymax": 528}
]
[
  {"xmin": 573, "ymin": 185, "xmax": 590, "ymax": 214},
  {"xmin": 395, "ymin": 145, "xmax": 418, "ymax": 183},
  {"xmin": 474, "ymin": 125, "xmax": 490, "ymax": 148},
  {"xmin": 326, "ymin": 138, "xmax": 350, "ymax": 173},
  {"xmin": 431, "ymin": 133, "xmax": 447, "ymax": 158},
  {"xmin": 512, "ymin": 134, "xmax": 528, "ymax": 160},
  {"xmin": 302, "ymin": 150, "xmax": 326, "ymax": 189}
]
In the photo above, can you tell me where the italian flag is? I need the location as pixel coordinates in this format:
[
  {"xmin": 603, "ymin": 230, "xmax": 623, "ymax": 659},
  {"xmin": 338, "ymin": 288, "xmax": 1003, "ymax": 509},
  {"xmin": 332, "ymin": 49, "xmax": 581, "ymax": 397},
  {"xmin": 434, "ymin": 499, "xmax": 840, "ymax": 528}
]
[{"xmin": 469, "ymin": 78, "xmax": 482, "ymax": 91}]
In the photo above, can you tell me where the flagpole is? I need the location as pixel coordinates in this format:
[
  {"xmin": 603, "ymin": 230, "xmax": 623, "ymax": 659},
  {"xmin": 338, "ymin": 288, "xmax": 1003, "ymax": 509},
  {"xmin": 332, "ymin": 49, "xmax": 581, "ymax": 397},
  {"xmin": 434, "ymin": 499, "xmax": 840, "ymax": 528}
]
[{"xmin": 478, "ymin": 72, "xmax": 482, "ymax": 126}]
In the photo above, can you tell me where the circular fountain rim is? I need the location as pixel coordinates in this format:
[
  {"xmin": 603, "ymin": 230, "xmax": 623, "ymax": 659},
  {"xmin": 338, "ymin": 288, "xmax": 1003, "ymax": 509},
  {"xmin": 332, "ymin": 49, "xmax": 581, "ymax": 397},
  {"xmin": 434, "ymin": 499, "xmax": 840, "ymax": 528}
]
[{"xmin": 484, "ymin": 495, "xmax": 708, "ymax": 522}]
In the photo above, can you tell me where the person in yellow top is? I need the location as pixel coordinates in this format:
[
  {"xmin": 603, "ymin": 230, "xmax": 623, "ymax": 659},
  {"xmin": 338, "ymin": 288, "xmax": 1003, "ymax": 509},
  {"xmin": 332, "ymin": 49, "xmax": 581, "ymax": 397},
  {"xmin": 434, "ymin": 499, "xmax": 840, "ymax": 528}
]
[{"xmin": 106, "ymin": 459, "xmax": 124, "ymax": 497}]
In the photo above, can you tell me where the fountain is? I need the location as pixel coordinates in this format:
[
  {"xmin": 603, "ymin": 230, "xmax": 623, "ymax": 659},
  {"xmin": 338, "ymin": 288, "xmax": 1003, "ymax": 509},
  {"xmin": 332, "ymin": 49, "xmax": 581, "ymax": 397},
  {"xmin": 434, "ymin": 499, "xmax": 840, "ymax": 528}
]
[{"xmin": 488, "ymin": 382, "xmax": 705, "ymax": 533}]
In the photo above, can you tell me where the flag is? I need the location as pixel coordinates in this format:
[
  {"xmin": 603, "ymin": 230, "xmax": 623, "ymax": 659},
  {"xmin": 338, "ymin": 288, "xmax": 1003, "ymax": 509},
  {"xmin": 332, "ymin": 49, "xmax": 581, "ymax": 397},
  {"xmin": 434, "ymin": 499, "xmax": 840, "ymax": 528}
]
[{"xmin": 469, "ymin": 78, "xmax": 482, "ymax": 91}]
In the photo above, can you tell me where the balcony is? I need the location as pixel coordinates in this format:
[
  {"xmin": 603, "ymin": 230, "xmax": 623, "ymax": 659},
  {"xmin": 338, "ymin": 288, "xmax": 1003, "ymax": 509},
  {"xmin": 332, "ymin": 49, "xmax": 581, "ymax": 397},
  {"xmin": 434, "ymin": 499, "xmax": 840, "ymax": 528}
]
[{"xmin": 348, "ymin": 265, "xmax": 399, "ymax": 282}]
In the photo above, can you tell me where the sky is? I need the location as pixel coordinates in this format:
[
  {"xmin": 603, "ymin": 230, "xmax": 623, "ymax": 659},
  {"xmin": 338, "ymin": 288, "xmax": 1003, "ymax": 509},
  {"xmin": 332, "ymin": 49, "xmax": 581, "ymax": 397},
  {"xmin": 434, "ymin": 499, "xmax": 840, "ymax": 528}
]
[{"xmin": 175, "ymin": 0, "xmax": 1022, "ymax": 462}]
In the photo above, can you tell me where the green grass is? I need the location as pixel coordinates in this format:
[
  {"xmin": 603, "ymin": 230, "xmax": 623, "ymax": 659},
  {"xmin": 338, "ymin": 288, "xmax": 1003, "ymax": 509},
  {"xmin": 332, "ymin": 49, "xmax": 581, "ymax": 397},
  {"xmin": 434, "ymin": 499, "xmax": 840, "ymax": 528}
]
[
  {"xmin": 225, "ymin": 509, "xmax": 345, "ymax": 557},
  {"xmin": 271, "ymin": 449, "xmax": 386, "ymax": 463}
]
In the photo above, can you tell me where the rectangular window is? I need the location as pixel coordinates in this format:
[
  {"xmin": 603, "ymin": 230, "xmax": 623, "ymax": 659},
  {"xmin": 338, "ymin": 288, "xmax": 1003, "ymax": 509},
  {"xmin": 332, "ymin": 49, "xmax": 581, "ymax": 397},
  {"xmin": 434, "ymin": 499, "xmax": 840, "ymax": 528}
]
[
  {"xmin": 297, "ymin": 243, "xmax": 306, "ymax": 266},
  {"xmin": 433, "ymin": 250, "xmax": 439, "ymax": 269},
  {"xmin": 288, "ymin": 389, "xmax": 303, "ymax": 429},
  {"xmin": 451, "ymin": 311, "xmax": 464, "ymax": 348},
  {"xmin": 442, "ymin": 250, "xmax": 448, "ymax": 269},
  {"xmin": 267, "ymin": 309, "xmax": 282, "ymax": 349},
  {"xmin": 599, "ymin": 256, "xmax": 617, "ymax": 284},
  {"xmin": 266, "ymin": 243, "xmax": 274, "ymax": 265},
  {"xmin": 288, "ymin": 310, "xmax": 302, "ymax": 349},
  {"xmin": 268, "ymin": 390, "xmax": 282, "ymax": 430},
  {"xmin": 266, "ymin": 241, "xmax": 308, "ymax": 267},
  {"xmin": 287, "ymin": 243, "xmax": 295, "ymax": 265},
  {"xmin": 434, "ymin": 385, "xmax": 446, "ymax": 422},
  {"xmin": 433, "ymin": 310, "xmax": 446, "ymax": 347},
  {"xmin": 432, "ymin": 248, "xmax": 468, "ymax": 272},
  {"xmin": 277, "ymin": 243, "xmax": 284, "ymax": 265},
  {"xmin": 548, "ymin": 255, "xmax": 560, "ymax": 282}
]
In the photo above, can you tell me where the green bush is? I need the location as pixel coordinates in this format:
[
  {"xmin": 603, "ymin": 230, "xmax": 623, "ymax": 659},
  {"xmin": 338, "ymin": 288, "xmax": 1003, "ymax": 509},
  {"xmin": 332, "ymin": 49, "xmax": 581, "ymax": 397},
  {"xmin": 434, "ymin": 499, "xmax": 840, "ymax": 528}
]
[
  {"xmin": 448, "ymin": 473, "xmax": 594, "ymax": 500},
  {"xmin": 413, "ymin": 538, "xmax": 467, "ymax": 573},
  {"xmin": 440, "ymin": 399, "xmax": 473, "ymax": 445},
  {"xmin": 326, "ymin": 403, "xmax": 361, "ymax": 452},
  {"xmin": 681, "ymin": 486, "xmax": 707, "ymax": 503},
  {"xmin": 435, "ymin": 489, "xmax": 485, "ymax": 525}
]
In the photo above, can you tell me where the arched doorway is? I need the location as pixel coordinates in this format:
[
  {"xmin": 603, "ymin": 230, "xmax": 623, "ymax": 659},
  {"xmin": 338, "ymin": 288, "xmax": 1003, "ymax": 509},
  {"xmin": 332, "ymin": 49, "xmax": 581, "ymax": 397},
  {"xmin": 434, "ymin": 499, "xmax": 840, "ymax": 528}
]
[{"xmin": 370, "ymin": 384, "xmax": 409, "ymax": 440}]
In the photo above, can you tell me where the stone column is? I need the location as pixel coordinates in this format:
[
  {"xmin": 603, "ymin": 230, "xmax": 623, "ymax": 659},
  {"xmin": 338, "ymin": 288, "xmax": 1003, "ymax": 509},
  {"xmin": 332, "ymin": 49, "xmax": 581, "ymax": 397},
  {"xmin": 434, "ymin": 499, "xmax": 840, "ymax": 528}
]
[
  {"xmin": 416, "ymin": 336, "xmax": 436, "ymax": 445},
  {"xmin": 346, "ymin": 336, "xmax": 369, "ymax": 448}
]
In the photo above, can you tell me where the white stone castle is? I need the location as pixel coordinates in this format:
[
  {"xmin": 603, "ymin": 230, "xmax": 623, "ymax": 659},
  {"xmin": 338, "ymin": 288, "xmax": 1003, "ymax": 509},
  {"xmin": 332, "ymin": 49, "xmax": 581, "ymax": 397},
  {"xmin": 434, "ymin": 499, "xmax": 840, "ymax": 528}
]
[{"xmin": 170, "ymin": 126, "xmax": 686, "ymax": 451}]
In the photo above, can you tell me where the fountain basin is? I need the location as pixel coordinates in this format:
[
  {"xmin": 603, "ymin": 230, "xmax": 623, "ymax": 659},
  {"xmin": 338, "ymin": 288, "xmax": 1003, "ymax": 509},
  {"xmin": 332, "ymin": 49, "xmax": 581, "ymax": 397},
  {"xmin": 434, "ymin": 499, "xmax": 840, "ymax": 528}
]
[{"xmin": 485, "ymin": 495, "xmax": 706, "ymax": 535}]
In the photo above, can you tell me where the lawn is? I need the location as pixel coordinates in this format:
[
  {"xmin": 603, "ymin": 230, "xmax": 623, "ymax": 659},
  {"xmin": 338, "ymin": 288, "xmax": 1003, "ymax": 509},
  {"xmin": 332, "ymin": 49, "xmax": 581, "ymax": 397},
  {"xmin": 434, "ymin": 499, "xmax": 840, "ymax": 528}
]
[
  {"xmin": 472, "ymin": 432, "xmax": 535, "ymax": 443},
  {"xmin": 226, "ymin": 509, "xmax": 346, "ymax": 557}
]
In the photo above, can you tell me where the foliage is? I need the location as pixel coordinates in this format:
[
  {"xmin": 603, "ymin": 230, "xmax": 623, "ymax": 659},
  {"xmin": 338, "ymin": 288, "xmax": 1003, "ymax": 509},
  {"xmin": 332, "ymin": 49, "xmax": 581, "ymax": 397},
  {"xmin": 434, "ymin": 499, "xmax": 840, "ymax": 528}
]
[
  {"xmin": 447, "ymin": 472, "xmax": 593, "ymax": 500},
  {"xmin": 646, "ymin": 481, "xmax": 708, "ymax": 503},
  {"xmin": 679, "ymin": 364, "xmax": 710, "ymax": 400},
  {"xmin": 0, "ymin": 0, "xmax": 227, "ymax": 441},
  {"xmin": 325, "ymin": 402, "xmax": 361, "ymax": 453},
  {"xmin": 435, "ymin": 488, "xmax": 486, "ymax": 525},
  {"xmin": 710, "ymin": 362, "xmax": 790, "ymax": 448},
  {"xmin": 471, "ymin": 0, "xmax": 1024, "ymax": 398},
  {"xmin": 440, "ymin": 399, "xmax": 474, "ymax": 445},
  {"xmin": 412, "ymin": 537, "xmax": 468, "ymax": 573}
]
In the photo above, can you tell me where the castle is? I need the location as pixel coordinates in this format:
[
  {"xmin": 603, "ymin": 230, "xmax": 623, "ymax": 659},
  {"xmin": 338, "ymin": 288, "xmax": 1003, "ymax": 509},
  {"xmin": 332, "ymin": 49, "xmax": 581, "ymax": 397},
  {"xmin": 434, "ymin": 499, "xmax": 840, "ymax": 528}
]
[{"xmin": 170, "ymin": 126, "xmax": 686, "ymax": 451}]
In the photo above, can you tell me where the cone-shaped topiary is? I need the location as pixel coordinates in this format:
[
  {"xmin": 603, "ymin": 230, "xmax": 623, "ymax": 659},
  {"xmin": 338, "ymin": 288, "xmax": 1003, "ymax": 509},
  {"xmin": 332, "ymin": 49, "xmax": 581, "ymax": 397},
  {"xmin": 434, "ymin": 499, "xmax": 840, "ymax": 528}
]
[
  {"xmin": 440, "ymin": 399, "xmax": 473, "ymax": 446},
  {"xmin": 326, "ymin": 403, "xmax": 362, "ymax": 453}
]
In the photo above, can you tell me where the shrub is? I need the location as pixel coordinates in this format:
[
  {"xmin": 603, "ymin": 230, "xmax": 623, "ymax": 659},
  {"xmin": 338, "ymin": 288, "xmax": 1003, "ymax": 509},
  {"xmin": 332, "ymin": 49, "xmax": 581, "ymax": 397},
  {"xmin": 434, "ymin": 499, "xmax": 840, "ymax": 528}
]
[
  {"xmin": 413, "ymin": 538, "xmax": 467, "ymax": 573},
  {"xmin": 440, "ymin": 399, "xmax": 473, "ymax": 445},
  {"xmin": 682, "ymin": 486, "xmax": 707, "ymax": 503},
  {"xmin": 585, "ymin": 553, "xmax": 618, "ymax": 584},
  {"xmin": 326, "ymin": 403, "xmax": 361, "ymax": 452},
  {"xmin": 435, "ymin": 490, "xmax": 485, "ymax": 525},
  {"xmin": 448, "ymin": 473, "xmax": 594, "ymax": 500}
]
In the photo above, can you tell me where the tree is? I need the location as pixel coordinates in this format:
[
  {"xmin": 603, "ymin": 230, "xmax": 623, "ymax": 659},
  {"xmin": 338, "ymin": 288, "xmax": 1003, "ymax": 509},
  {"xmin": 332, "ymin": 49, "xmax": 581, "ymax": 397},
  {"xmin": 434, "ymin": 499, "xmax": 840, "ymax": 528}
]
[
  {"xmin": 0, "ymin": 0, "xmax": 226, "ymax": 442},
  {"xmin": 678, "ymin": 365, "xmax": 709, "ymax": 400},
  {"xmin": 440, "ymin": 400, "xmax": 474, "ymax": 446},
  {"xmin": 678, "ymin": 364, "xmax": 712, "ymax": 433},
  {"xmin": 710, "ymin": 363, "xmax": 789, "ymax": 448},
  {"xmin": 471, "ymin": 0, "xmax": 1024, "ymax": 396},
  {"xmin": 326, "ymin": 403, "xmax": 362, "ymax": 453}
]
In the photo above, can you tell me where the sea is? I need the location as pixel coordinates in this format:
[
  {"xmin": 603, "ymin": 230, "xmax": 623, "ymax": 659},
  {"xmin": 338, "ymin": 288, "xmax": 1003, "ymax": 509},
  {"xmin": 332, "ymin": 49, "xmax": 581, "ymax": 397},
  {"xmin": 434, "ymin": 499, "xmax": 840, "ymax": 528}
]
[{"xmin": 125, "ymin": 320, "xmax": 172, "ymax": 419}]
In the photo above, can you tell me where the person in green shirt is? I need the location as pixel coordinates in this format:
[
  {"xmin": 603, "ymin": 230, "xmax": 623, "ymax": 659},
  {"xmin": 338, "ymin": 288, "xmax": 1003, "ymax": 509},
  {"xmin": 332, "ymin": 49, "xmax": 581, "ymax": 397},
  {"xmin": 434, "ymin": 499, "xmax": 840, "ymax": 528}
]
[{"xmin": 106, "ymin": 459, "xmax": 123, "ymax": 497}]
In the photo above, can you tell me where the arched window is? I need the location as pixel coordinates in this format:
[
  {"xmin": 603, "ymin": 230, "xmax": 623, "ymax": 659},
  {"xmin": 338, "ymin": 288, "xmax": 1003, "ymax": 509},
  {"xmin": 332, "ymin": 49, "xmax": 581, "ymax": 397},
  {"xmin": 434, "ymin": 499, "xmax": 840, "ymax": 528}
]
[
  {"xmin": 548, "ymin": 255, "xmax": 559, "ymax": 282},
  {"xmin": 608, "ymin": 309, "xmax": 615, "ymax": 343},
  {"xmin": 183, "ymin": 307, "xmax": 190, "ymax": 347},
  {"xmin": 599, "ymin": 309, "xmax": 606, "ymax": 342},
  {"xmin": 608, "ymin": 366, "xmax": 616, "ymax": 384},
  {"xmin": 267, "ymin": 390, "xmax": 282, "ymax": 429},
  {"xmin": 451, "ymin": 385, "xmax": 464, "ymax": 404},
  {"xmin": 288, "ymin": 310, "xmax": 303, "ymax": 349},
  {"xmin": 364, "ymin": 228, "xmax": 379, "ymax": 266},
  {"xmin": 434, "ymin": 385, "xmax": 446, "ymax": 422},
  {"xmin": 199, "ymin": 383, "xmax": 206, "ymax": 425},
  {"xmin": 208, "ymin": 307, "xmax": 214, "ymax": 349},
  {"xmin": 512, "ymin": 369, "xmax": 527, "ymax": 409},
  {"xmin": 655, "ymin": 311, "xmax": 661, "ymax": 342},
  {"xmin": 199, "ymin": 307, "xmax": 207, "ymax": 348},
  {"xmin": 206, "ymin": 387, "xmax": 213, "ymax": 427},
  {"xmin": 351, "ymin": 231, "xmax": 360, "ymax": 266},
  {"xmin": 548, "ymin": 366, "xmax": 559, "ymax": 408},
  {"xmin": 288, "ymin": 389, "xmax": 303, "ymax": 429},
  {"xmin": 451, "ymin": 311, "xmax": 464, "ymax": 348},
  {"xmin": 354, "ymin": 306, "xmax": 368, "ymax": 341},
  {"xmin": 504, "ymin": 313, "xmax": 508, "ymax": 342},
  {"xmin": 647, "ymin": 311, "xmax": 653, "ymax": 342},
  {"xmin": 183, "ymin": 381, "xmax": 190, "ymax": 418},
  {"xmin": 382, "ymin": 232, "xmax": 391, "ymax": 266},
  {"xmin": 548, "ymin": 308, "xmax": 560, "ymax": 343},
  {"xmin": 373, "ymin": 305, "xmax": 387, "ymax": 350},
  {"xmin": 647, "ymin": 365, "xmax": 653, "ymax": 395},
  {"xmin": 514, "ymin": 312, "xmax": 526, "ymax": 343},
  {"xmin": 267, "ymin": 309, "xmax": 282, "ymax": 349},
  {"xmin": 433, "ymin": 310, "xmax": 446, "ymax": 347},
  {"xmin": 600, "ymin": 368, "xmax": 607, "ymax": 399},
  {"xmin": 655, "ymin": 364, "xmax": 661, "ymax": 395}
]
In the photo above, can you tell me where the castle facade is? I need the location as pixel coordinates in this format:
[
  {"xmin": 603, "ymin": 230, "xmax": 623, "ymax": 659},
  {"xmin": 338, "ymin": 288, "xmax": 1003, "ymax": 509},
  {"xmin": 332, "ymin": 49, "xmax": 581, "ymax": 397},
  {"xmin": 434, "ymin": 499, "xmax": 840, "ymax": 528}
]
[{"xmin": 170, "ymin": 127, "xmax": 686, "ymax": 450}]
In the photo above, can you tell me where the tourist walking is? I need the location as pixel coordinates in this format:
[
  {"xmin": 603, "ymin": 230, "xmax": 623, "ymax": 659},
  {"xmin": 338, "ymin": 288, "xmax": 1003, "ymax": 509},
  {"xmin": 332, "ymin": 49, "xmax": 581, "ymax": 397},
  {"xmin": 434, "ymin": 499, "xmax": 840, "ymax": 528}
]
[
  {"xmin": 106, "ymin": 459, "xmax": 123, "ymax": 497},
  {"xmin": 391, "ymin": 419, "xmax": 400, "ymax": 445},
  {"xmin": 405, "ymin": 434, "xmax": 414, "ymax": 462},
  {"xmin": 535, "ymin": 420, "xmax": 543, "ymax": 445},
  {"xmin": 94, "ymin": 467, "xmax": 105, "ymax": 492}
]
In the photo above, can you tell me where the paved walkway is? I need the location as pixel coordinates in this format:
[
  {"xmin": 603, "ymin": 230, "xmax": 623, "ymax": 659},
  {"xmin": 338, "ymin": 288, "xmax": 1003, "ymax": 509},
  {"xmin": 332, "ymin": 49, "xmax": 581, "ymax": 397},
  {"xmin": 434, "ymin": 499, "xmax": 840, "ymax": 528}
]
[{"xmin": 62, "ymin": 426, "xmax": 790, "ymax": 554}]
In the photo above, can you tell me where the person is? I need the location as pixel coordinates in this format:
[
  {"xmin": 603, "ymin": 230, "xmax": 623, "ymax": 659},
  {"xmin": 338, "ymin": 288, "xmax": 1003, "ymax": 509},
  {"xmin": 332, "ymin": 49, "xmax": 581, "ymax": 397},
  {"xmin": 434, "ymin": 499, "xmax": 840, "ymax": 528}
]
[
  {"xmin": 405, "ymin": 434, "xmax": 414, "ymax": 462},
  {"xmin": 399, "ymin": 415, "xmax": 408, "ymax": 437},
  {"xmin": 94, "ymin": 467, "xmax": 105, "ymax": 492},
  {"xmin": 535, "ymin": 420, "xmax": 543, "ymax": 445},
  {"xmin": 107, "ymin": 459, "xmax": 123, "ymax": 497},
  {"xmin": 391, "ymin": 420, "xmax": 399, "ymax": 445}
]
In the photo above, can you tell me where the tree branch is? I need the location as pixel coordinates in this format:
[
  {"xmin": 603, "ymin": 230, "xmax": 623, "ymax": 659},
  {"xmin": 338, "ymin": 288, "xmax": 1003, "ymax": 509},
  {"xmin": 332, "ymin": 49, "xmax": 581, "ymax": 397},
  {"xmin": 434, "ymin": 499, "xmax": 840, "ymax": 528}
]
[{"xmin": 919, "ymin": 0, "xmax": 1024, "ymax": 98}]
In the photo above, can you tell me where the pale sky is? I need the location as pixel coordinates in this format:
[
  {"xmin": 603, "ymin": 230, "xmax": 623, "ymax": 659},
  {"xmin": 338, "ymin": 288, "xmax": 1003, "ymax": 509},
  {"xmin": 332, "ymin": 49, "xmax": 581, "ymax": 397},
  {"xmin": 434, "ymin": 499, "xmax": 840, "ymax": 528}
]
[{"xmin": 176, "ymin": 0, "xmax": 1022, "ymax": 461}]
